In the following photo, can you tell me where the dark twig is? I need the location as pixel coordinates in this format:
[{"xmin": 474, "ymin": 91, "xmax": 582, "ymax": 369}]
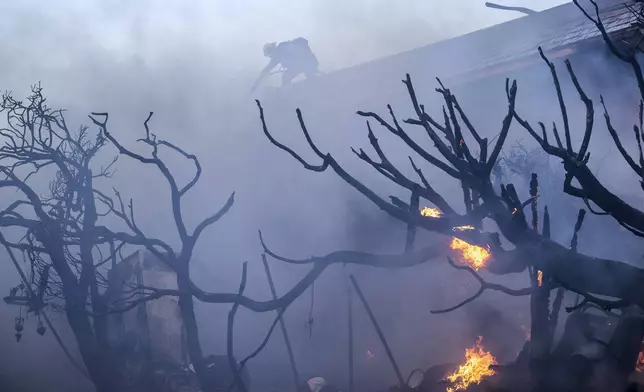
[
  {"xmin": 431, "ymin": 257, "xmax": 531, "ymax": 314},
  {"xmin": 539, "ymin": 47, "xmax": 572, "ymax": 154},
  {"xmin": 570, "ymin": 209, "xmax": 587, "ymax": 253}
]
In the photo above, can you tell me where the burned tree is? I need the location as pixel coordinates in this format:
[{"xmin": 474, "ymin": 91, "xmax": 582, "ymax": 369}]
[
  {"xmin": 86, "ymin": 110, "xmax": 236, "ymax": 392},
  {"xmin": 0, "ymin": 86, "xmax": 127, "ymax": 391},
  {"xmin": 252, "ymin": 1, "xmax": 644, "ymax": 390},
  {"xmin": 0, "ymin": 86, "xmax": 240, "ymax": 392}
]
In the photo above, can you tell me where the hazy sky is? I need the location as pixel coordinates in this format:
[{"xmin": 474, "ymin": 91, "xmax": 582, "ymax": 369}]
[{"xmin": 0, "ymin": 0, "xmax": 568, "ymax": 90}]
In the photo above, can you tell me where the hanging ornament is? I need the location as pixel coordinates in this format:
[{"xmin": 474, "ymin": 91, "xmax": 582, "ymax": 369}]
[
  {"xmin": 36, "ymin": 316, "xmax": 46, "ymax": 336},
  {"xmin": 14, "ymin": 315, "xmax": 24, "ymax": 342}
]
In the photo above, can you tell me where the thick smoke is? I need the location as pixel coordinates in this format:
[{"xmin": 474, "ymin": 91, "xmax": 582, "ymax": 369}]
[{"xmin": 11, "ymin": 1, "xmax": 643, "ymax": 391}]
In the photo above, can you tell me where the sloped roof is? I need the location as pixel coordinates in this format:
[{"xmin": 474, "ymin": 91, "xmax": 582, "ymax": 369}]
[
  {"xmin": 305, "ymin": 0, "xmax": 639, "ymax": 88},
  {"xmin": 470, "ymin": 1, "xmax": 636, "ymax": 73}
]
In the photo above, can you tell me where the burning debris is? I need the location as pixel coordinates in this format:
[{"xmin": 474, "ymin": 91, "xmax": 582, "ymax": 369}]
[
  {"xmin": 421, "ymin": 206, "xmax": 443, "ymax": 218},
  {"xmin": 449, "ymin": 238, "xmax": 491, "ymax": 271},
  {"xmin": 537, "ymin": 270, "xmax": 543, "ymax": 287},
  {"xmin": 444, "ymin": 337, "xmax": 497, "ymax": 392}
]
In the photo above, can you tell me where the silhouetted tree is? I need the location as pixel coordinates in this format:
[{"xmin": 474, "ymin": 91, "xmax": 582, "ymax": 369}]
[
  {"xmin": 0, "ymin": 87, "xmax": 240, "ymax": 392},
  {"xmin": 254, "ymin": 0, "xmax": 644, "ymax": 389},
  {"xmin": 0, "ymin": 86, "xmax": 127, "ymax": 391}
]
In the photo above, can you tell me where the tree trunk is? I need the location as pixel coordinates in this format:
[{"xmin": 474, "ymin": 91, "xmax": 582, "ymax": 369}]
[
  {"xmin": 177, "ymin": 268, "xmax": 212, "ymax": 391},
  {"xmin": 44, "ymin": 230, "xmax": 119, "ymax": 392},
  {"xmin": 64, "ymin": 295, "xmax": 118, "ymax": 392},
  {"xmin": 529, "ymin": 274, "xmax": 552, "ymax": 391}
]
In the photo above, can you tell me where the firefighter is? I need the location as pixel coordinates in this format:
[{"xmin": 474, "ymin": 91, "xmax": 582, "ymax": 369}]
[{"xmin": 251, "ymin": 37, "xmax": 321, "ymax": 92}]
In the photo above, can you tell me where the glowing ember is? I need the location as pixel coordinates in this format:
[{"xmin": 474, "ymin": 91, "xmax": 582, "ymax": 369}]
[
  {"xmin": 421, "ymin": 206, "xmax": 443, "ymax": 218},
  {"xmin": 453, "ymin": 225, "xmax": 475, "ymax": 232},
  {"xmin": 445, "ymin": 337, "xmax": 497, "ymax": 392},
  {"xmin": 537, "ymin": 270, "xmax": 543, "ymax": 287},
  {"xmin": 450, "ymin": 238, "xmax": 491, "ymax": 271}
]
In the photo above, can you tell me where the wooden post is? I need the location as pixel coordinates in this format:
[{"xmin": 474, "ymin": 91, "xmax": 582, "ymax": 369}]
[
  {"xmin": 350, "ymin": 274, "xmax": 405, "ymax": 388},
  {"xmin": 262, "ymin": 254, "xmax": 301, "ymax": 390},
  {"xmin": 348, "ymin": 280, "xmax": 355, "ymax": 392}
]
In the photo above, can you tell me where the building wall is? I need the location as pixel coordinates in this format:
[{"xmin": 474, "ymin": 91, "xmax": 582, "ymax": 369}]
[
  {"xmin": 108, "ymin": 250, "xmax": 187, "ymax": 366},
  {"xmin": 139, "ymin": 251, "xmax": 187, "ymax": 366}
]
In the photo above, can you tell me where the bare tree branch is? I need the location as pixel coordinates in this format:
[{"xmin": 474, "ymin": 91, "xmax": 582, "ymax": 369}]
[{"xmin": 430, "ymin": 257, "xmax": 531, "ymax": 314}]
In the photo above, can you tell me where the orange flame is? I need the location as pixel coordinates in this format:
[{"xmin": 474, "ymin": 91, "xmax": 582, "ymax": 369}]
[
  {"xmin": 445, "ymin": 337, "xmax": 497, "ymax": 392},
  {"xmin": 453, "ymin": 225, "xmax": 475, "ymax": 232},
  {"xmin": 450, "ymin": 238, "xmax": 491, "ymax": 271},
  {"xmin": 421, "ymin": 206, "xmax": 442, "ymax": 218},
  {"xmin": 537, "ymin": 270, "xmax": 543, "ymax": 287}
]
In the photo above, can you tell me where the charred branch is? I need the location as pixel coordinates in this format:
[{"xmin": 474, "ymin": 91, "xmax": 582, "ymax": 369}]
[
  {"xmin": 259, "ymin": 68, "xmax": 644, "ymax": 312},
  {"xmin": 519, "ymin": 49, "xmax": 644, "ymax": 237},
  {"xmin": 431, "ymin": 257, "xmax": 531, "ymax": 314}
]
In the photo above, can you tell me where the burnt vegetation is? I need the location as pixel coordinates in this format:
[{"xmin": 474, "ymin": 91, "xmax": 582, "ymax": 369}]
[
  {"xmin": 254, "ymin": 0, "xmax": 644, "ymax": 390},
  {"xmin": 2, "ymin": 0, "xmax": 644, "ymax": 391}
]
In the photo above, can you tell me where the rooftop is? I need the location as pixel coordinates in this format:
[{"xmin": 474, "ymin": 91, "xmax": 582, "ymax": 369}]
[{"xmin": 286, "ymin": 0, "xmax": 639, "ymax": 92}]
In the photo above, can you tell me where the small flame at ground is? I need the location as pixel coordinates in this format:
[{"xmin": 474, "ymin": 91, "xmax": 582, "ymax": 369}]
[
  {"xmin": 453, "ymin": 225, "xmax": 475, "ymax": 232},
  {"xmin": 450, "ymin": 238, "xmax": 491, "ymax": 271},
  {"xmin": 445, "ymin": 337, "xmax": 497, "ymax": 392},
  {"xmin": 537, "ymin": 270, "xmax": 543, "ymax": 287},
  {"xmin": 421, "ymin": 206, "xmax": 443, "ymax": 218}
]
